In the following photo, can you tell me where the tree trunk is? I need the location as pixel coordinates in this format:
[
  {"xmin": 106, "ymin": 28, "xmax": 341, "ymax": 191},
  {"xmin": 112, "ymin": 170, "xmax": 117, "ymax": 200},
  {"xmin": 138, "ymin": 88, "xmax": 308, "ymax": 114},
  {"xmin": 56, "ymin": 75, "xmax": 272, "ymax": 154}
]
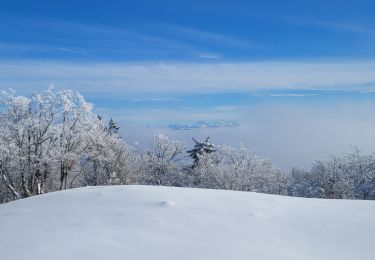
[{"xmin": 2, "ymin": 174, "xmax": 21, "ymax": 199}]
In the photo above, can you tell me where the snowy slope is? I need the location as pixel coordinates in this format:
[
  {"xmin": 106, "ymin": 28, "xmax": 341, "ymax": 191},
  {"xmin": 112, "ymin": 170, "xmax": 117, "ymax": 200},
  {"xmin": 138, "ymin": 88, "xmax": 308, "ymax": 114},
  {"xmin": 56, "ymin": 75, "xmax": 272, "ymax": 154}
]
[{"xmin": 0, "ymin": 186, "xmax": 374, "ymax": 260}]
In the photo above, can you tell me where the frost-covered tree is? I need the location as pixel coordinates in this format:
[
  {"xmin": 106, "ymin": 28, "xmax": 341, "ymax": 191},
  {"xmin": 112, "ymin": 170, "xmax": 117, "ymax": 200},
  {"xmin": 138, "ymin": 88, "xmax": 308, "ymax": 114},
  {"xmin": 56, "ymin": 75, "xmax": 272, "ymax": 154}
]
[
  {"xmin": 286, "ymin": 148, "xmax": 375, "ymax": 200},
  {"xmin": 345, "ymin": 148, "xmax": 375, "ymax": 200},
  {"xmin": 0, "ymin": 89, "xmax": 59, "ymax": 197},
  {"xmin": 79, "ymin": 119, "xmax": 136, "ymax": 187},
  {"xmin": 139, "ymin": 134, "xmax": 184, "ymax": 186},
  {"xmin": 188, "ymin": 145, "xmax": 285, "ymax": 194},
  {"xmin": 286, "ymin": 168, "xmax": 325, "ymax": 198},
  {"xmin": 0, "ymin": 88, "xmax": 130, "ymax": 201}
]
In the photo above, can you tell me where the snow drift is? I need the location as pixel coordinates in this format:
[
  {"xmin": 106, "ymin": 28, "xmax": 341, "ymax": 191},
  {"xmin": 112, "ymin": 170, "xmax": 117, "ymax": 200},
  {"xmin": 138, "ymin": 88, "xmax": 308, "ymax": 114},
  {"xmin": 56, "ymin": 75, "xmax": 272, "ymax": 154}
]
[{"xmin": 0, "ymin": 185, "xmax": 374, "ymax": 260}]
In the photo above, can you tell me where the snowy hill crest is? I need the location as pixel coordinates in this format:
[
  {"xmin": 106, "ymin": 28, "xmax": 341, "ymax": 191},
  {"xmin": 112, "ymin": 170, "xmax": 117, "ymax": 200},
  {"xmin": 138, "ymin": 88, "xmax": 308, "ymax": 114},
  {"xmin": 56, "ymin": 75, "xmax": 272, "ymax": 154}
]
[{"xmin": 0, "ymin": 185, "xmax": 374, "ymax": 260}]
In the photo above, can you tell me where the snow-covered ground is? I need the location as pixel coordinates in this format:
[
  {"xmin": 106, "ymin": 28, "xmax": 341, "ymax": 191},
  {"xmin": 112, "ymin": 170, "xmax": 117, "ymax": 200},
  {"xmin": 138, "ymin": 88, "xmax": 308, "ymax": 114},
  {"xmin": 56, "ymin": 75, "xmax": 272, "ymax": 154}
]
[{"xmin": 0, "ymin": 185, "xmax": 374, "ymax": 260}]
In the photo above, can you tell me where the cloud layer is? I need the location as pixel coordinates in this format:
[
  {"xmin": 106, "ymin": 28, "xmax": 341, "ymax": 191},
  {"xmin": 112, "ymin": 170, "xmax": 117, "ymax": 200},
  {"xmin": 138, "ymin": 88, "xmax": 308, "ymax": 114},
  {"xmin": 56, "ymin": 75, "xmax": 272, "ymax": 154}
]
[{"xmin": 1, "ymin": 61, "xmax": 375, "ymax": 96}]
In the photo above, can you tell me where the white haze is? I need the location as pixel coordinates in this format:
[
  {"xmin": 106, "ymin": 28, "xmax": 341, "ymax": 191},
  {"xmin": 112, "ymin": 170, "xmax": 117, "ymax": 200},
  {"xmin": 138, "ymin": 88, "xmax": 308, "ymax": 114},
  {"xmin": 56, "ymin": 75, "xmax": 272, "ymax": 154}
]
[{"xmin": 120, "ymin": 102, "xmax": 375, "ymax": 170}]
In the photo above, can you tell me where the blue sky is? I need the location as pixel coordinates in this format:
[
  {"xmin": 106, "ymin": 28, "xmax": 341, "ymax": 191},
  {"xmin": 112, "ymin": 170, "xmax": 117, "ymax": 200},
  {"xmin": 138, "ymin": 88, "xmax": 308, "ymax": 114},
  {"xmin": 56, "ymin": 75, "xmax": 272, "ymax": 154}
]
[
  {"xmin": 1, "ymin": 0, "xmax": 375, "ymax": 61},
  {"xmin": 1, "ymin": 0, "xmax": 375, "ymax": 169}
]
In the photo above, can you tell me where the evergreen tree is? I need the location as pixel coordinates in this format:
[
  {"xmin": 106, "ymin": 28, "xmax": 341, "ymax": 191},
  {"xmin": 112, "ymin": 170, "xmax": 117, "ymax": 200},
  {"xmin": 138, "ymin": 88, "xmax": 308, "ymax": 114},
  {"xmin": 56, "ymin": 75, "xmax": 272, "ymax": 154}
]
[
  {"xmin": 187, "ymin": 137, "xmax": 216, "ymax": 169},
  {"xmin": 106, "ymin": 118, "xmax": 120, "ymax": 134}
]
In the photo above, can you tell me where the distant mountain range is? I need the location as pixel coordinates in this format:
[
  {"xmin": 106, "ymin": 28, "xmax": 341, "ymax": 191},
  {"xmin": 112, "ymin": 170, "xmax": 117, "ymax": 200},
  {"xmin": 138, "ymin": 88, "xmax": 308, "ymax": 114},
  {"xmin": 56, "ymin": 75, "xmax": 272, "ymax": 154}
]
[{"xmin": 167, "ymin": 120, "xmax": 241, "ymax": 130}]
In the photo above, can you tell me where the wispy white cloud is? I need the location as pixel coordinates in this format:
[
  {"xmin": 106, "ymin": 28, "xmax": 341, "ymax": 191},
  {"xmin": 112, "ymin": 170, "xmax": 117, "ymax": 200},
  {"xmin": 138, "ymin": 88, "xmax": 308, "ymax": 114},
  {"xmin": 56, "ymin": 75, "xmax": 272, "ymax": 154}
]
[
  {"xmin": 284, "ymin": 17, "xmax": 375, "ymax": 35},
  {"xmin": 311, "ymin": 22, "xmax": 375, "ymax": 34},
  {"xmin": 0, "ymin": 17, "xmax": 254, "ymax": 59},
  {"xmin": 0, "ymin": 43, "xmax": 91, "ymax": 55},
  {"xmin": 268, "ymin": 93, "xmax": 316, "ymax": 97},
  {"xmin": 1, "ymin": 61, "xmax": 375, "ymax": 95},
  {"xmin": 197, "ymin": 52, "xmax": 222, "ymax": 59},
  {"xmin": 157, "ymin": 23, "xmax": 255, "ymax": 49},
  {"xmin": 116, "ymin": 97, "xmax": 181, "ymax": 102},
  {"xmin": 360, "ymin": 90, "xmax": 375, "ymax": 94}
]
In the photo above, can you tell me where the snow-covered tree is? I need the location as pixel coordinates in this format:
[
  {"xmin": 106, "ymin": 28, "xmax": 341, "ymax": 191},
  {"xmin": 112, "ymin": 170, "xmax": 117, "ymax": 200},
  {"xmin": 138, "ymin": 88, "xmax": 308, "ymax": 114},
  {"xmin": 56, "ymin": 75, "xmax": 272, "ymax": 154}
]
[
  {"xmin": 345, "ymin": 148, "xmax": 375, "ymax": 200},
  {"xmin": 0, "ymin": 88, "xmax": 130, "ymax": 201},
  {"xmin": 285, "ymin": 148, "xmax": 375, "ymax": 200},
  {"xmin": 79, "ymin": 119, "xmax": 137, "ymax": 187},
  {"xmin": 0, "ymin": 88, "xmax": 58, "ymax": 197},
  {"xmin": 139, "ymin": 134, "xmax": 184, "ymax": 186},
  {"xmin": 188, "ymin": 144, "xmax": 284, "ymax": 194}
]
